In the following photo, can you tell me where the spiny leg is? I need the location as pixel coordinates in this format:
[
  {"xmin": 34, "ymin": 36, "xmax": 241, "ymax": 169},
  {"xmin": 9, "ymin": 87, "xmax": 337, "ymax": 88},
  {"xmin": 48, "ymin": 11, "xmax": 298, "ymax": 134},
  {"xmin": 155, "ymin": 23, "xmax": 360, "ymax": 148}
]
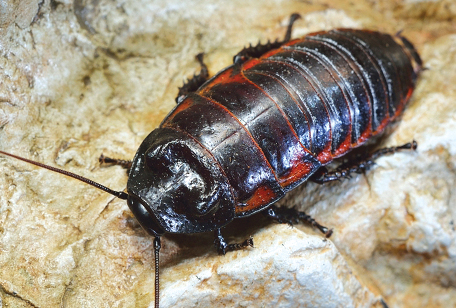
[
  {"xmin": 99, "ymin": 154, "xmax": 132, "ymax": 170},
  {"xmin": 214, "ymin": 228, "xmax": 253, "ymax": 255},
  {"xmin": 175, "ymin": 52, "xmax": 209, "ymax": 104},
  {"xmin": 263, "ymin": 205, "xmax": 333, "ymax": 238},
  {"xmin": 233, "ymin": 13, "xmax": 301, "ymax": 64},
  {"xmin": 311, "ymin": 141, "xmax": 417, "ymax": 184}
]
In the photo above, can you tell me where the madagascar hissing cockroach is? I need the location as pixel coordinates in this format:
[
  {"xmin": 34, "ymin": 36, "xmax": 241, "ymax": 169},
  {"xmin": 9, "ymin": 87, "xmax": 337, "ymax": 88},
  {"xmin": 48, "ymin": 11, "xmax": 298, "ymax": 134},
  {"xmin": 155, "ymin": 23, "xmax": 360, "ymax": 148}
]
[{"xmin": 0, "ymin": 14, "xmax": 422, "ymax": 307}]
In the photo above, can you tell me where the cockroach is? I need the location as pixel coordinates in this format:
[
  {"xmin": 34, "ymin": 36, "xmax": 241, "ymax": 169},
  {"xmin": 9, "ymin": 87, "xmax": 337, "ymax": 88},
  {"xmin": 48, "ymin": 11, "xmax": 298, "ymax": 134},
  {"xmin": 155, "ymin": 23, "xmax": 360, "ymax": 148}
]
[{"xmin": 0, "ymin": 14, "xmax": 422, "ymax": 307}]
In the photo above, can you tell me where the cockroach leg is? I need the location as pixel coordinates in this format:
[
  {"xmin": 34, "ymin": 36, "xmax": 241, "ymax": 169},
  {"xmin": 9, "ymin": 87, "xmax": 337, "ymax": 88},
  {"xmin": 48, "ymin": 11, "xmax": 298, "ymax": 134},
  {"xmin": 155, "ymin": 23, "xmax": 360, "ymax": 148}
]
[
  {"xmin": 176, "ymin": 53, "xmax": 209, "ymax": 104},
  {"xmin": 213, "ymin": 228, "xmax": 254, "ymax": 255},
  {"xmin": 263, "ymin": 205, "xmax": 333, "ymax": 238},
  {"xmin": 311, "ymin": 141, "xmax": 418, "ymax": 184}
]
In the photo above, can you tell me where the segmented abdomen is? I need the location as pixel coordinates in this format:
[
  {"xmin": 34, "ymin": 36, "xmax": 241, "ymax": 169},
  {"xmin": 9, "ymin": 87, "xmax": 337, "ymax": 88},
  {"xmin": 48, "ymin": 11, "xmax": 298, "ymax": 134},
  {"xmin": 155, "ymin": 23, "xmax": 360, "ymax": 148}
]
[{"xmin": 162, "ymin": 29, "xmax": 421, "ymax": 217}]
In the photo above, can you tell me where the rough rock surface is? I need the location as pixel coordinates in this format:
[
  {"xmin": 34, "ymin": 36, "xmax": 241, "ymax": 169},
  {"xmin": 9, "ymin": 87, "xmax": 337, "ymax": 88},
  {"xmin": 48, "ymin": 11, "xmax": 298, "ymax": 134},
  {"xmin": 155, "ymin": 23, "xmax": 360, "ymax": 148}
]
[{"xmin": 0, "ymin": 0, "xmax": 455, "ymax": 307}]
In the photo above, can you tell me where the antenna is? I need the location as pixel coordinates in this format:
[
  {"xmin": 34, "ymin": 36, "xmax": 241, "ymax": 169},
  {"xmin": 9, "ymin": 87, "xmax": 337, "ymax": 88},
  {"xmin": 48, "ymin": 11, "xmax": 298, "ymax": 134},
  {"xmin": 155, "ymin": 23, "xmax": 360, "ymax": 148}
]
[{"xmin": 0, "ymin": 150, "xmax": 128, "ymax": 200}]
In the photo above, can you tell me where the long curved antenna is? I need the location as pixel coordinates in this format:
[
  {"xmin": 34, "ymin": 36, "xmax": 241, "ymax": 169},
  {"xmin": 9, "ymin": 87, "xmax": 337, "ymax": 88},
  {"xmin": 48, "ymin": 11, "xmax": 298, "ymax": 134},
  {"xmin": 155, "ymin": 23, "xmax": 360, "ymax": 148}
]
[{"xmin": 0, "ymin": 150, "xmax": 128, "ymax": 200}]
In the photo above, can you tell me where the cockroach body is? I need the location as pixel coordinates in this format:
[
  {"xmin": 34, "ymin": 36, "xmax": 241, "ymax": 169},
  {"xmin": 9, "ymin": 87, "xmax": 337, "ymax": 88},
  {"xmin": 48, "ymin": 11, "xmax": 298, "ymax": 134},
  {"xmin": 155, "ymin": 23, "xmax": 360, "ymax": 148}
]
[
  {"xmin": 127, "ymin": 25, "xmax": 421, "ymax": 241},
  {"xmin": 1, "ymin": 14, "xmax": 422, "ymax": 308}
]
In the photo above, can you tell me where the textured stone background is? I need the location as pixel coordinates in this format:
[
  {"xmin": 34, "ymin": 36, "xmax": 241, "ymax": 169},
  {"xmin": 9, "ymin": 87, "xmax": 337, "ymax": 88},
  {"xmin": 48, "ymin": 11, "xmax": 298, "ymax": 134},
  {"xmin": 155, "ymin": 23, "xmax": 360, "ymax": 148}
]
[{"xmin": 0, "ymin": 0, "xmax": 455, "ymax": 307}]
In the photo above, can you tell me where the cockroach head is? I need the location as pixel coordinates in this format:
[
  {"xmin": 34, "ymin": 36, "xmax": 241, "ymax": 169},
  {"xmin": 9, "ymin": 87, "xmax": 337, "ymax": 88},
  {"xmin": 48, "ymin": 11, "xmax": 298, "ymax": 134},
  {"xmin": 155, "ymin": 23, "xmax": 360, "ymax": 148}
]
[{"xmin": 127, "ymin": 128, "xmax": 235, "ymax": 235}]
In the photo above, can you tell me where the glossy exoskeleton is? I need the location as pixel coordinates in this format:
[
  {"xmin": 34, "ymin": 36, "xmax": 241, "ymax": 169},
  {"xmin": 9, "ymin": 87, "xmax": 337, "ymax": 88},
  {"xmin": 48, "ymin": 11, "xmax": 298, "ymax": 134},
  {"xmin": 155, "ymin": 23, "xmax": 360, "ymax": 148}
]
[
  {"xmin": 127, "ymin": 28, "xmax": 422, "ymax": 241},
  {"xmin": 0, "ymin": 14, "xmax": 422, "ymax": 308}
]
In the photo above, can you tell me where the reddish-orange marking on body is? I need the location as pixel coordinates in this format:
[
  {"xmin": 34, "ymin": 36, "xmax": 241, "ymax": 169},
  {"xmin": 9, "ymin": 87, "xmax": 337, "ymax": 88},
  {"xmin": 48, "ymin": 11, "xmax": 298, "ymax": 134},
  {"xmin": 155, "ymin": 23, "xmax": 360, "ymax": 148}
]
[
  {"xmin": 278, "ymin": 160, "xmax": 315, "ymax": 187},
  {"xmin": 162, "ymin": 97, "xmax": 196, "ymax": 125},
  {"xmin": 259, "ymin": 45, "xmax": 290, "ymax": 60},
  {"xmin": 281, "ymin": 38, "xmax": 302, "ymax": 47},
  {"xmin": 235, "ymin": 186, "xmax": 278, "ymax": 215},
  {"xmin": 394, "ymin": 86, "xmax": 414, "ymax": 118},
  {"xmin": 373, "ymin": 115, "xmax": 391, "ymax": 135},
  {"xmin": 198, "ymin": 67, "xmax": 246, "ymax": 94},
  {"xmin": 317, "ymin": 144, "xmax": 333, "ymax": 165},
  {"xmin": 240, "ymin": 58, "xmax": 262, "ymax": 70},
  {"xmin": 332, "ymin": 135, "xmax": 352, "ymax": 159},
  {"xmin": 355, "ymin": 126, "xmax": 373, "ymax": 148}
]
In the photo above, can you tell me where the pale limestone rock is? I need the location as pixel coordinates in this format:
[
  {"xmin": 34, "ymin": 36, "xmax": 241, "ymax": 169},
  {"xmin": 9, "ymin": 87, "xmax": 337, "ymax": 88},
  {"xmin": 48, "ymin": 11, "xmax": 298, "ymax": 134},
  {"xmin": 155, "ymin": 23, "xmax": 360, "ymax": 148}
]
[
  {"xmin": 0, "ymin": 0, "xmax": 42, "ymax": 29},
  {"xmin": 161, "ymin": 225, "xmax": 383, "ymax": 308},
  {"xmin": 0, "ymin": 0, "xmax": 455, "ymax": 307}
]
